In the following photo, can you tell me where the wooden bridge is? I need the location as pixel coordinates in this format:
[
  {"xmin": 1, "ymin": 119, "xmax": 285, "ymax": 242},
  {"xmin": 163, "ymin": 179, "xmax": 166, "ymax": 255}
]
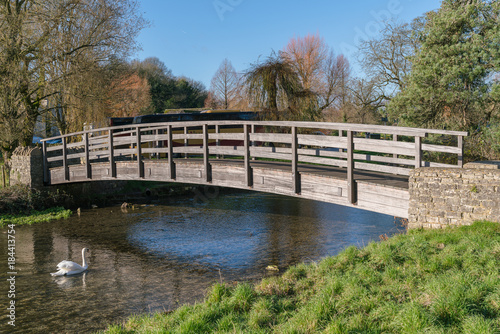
[{"xmin": 41, "ymin": 120, "xmax": 467, "ymax": 218}]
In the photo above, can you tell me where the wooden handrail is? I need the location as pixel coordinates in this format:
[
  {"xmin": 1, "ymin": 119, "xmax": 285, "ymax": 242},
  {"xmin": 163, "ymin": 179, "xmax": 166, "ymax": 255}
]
[{"xmin": 41, "ymin": 120, "xmax": 468, "ymax": 203}]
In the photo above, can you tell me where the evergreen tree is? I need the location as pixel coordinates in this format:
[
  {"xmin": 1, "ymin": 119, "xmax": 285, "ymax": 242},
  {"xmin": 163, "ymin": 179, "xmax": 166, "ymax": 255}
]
[{"xmin": 389, "ymin": 0, "xmax": 500, "ymax": 130}]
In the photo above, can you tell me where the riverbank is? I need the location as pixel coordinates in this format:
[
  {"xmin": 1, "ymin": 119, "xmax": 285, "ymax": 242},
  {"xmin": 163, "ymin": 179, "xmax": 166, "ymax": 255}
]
[
  {"xmin": 101, "ymin": 221, "xmax": 500, "ymax": 333},
  {"xmin": 0, "ymin": 185, "xmax": 73, "ymax": 227}
]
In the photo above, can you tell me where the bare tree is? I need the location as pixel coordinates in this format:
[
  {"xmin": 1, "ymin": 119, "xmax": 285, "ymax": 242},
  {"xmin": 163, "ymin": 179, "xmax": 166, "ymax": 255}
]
[
  {"xmin": 0, "ymin": 0, "xmax": 147, "ymax": 159},
  {"xmin": 209, "ymin": 59, "xmax": 241, "ymax": 109},
  {"xmin": 283, "ymin": 33, "xmax": 328, "ymax": 92},
  {"xmin": 349, "ymin": 78, "xmax": 384, "ymax": 124},
  {"xmin": 357, "ymin": 19, "xmax": 422, "ymax": 100}
]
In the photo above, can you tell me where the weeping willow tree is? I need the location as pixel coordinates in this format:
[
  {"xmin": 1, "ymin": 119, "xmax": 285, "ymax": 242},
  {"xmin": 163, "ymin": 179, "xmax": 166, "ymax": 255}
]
[{"xmin": 244, "ymin": 51, "xmax": 319, "ymax": 121}]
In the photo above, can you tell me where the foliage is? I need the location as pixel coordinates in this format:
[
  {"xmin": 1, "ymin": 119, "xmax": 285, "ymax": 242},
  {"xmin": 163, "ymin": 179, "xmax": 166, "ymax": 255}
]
[
  {"xmin": 388, "ymin": 0, "xmax": 500, "ymax": 131},
  {"xmin": 133, "ymin": 57, "xmax": 208, "ymax": 113},
  {"xmin": 0, "ymin": 207, "xmax": 72, "ymax": 227},
  {"xmin": 245, "ymin": 51, "xmax": 303, "ymax": 114},
  {"xmin": 0, "ymin": 0, "xmax": 148, "ymax": 158},
  {"xmin": 0, "ymin": 184, "xmax": 71, "ymax": 215},
  {"xmin": 102, "ymin": 221, "xmax": 500, "ymax": 333}
]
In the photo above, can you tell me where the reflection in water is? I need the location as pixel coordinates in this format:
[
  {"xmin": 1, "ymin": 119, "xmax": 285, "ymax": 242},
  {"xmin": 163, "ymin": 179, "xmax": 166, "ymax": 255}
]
[{"xmin": 0, "ymin": 191, "xmax": 403, "ymax": 333}]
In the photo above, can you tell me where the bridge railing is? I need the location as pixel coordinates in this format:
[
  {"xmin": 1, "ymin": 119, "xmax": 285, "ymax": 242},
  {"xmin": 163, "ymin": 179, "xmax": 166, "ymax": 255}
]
[{"xmin": 41, "ymin": 121, "xmax": 467, "ymax": 203}]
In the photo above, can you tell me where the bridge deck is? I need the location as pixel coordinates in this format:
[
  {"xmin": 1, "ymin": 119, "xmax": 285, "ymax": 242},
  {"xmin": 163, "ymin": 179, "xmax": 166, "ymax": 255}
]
[
  {"xmin": 49, "ymin": 158, "xmax": 410, "ymax": 218},
  {"xmin": 42, "ymin": 120, "xmax": 467, "ymax": 219}
]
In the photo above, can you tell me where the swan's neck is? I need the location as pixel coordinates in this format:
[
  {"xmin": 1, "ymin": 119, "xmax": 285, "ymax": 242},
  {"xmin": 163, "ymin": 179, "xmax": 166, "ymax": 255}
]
[{"xmin": 81, "ymin": 249, "xmax": 88, "ymax": 269}]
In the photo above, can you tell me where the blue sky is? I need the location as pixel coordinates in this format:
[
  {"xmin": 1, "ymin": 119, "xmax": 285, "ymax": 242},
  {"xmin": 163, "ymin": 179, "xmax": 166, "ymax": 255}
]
[{"xmin": 135, "ymin": 0, "xmax": 443, "ymax": 89}]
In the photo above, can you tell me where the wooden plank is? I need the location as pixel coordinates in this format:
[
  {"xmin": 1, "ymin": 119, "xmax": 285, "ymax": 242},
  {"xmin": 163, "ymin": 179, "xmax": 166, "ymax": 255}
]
[
  {"xmin": 249, "ymin": 133, "xmax": 292, "ymax": 144},
  {"xmin": 298, "ymin": 155, "xmax": 347, "ymax": 168},
  {"xmin": 354, "ymin": 162, "xmax": 410, "ymax": 176},
  {"xmin": 210, "ymin": 146, "xmax": 245, "ymax": 156},
  {"xmin": 421, "ymin": 143, "xmax": 462, "ymax": 154},
  {"xmin": 297, "ymin": 134, "xmax": 345, "ymax": 148},
  {"xmin": 354, "ymin": 138, "xmax": 416, "ymax": 156},
  {"xmin": 353, "ymin": 153, "xmax": 414, "ymax": 167},
  {"xmin": 210, "ymin": 133, "xmax": 244, "ymax": 141}
]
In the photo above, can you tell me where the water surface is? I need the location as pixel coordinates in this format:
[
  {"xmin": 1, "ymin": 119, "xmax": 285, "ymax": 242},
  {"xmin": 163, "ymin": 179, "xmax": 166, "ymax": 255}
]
[{"xmin": 0, "ymin": 191, "xmax": 403, "ymax": 333}]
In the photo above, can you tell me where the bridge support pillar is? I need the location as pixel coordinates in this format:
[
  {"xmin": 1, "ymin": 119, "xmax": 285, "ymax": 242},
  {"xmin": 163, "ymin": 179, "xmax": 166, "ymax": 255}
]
[
  {"xmin": 408, "ymin": 162, "xmax": 500, "ymax": 229},
  {"xmin": 9, "ymin": 147, "xmax": 44, "ymax": 189}
]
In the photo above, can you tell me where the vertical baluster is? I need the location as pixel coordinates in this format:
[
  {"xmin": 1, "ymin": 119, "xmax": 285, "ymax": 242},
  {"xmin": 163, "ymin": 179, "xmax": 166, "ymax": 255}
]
[
  {"xmin": 62, "ymin": 136, "xmax": 69, "ymax": 181},
  {"xmin": 415, "ymin": 136, "xmax": 422, "ymax": 168},
  {"xmin": 84, "ymin": 132, "xmax": 91, "ymax": 179},
  {"xmin": 292, "ymin": 126, "xmax": 300, "ymax": 194},
  {"xmin": 458, "ymin": 135, "xmax": 464, "ymax": 168},
  {"xmin": 244, "ymin": 124, "xmax": 252, "ymax": 187},
  {"xmin": 393, "ymin": 134, "xmax": 398, "ymax": 160},
  {"xmin": 109, "ymin": 130, "xmax": 116, "ymax": 178},
  {"xmin": 216, "ymin": 124, "xmax": 221, "ymax": 159},
  {"xmin": 203, "ymin": 124, "xmax": 211, "ymax": 182},
  {"xmin": 184, "ymin": 126, "xmax": 188, "ymax": 159},
  {"xmin": 42, "ymin": 141, "xmax": 48, "ymax": 184},
  {"xmin": 168, "ymin": 125, "xmax": 175, "ymax": 179},
  {"xmin": 347, "ymin": 130, "xmax": 356, "ymax": 204},
  {"xmin": 136, "ymin": 126, "xmax": 143, "ymax": 178}
]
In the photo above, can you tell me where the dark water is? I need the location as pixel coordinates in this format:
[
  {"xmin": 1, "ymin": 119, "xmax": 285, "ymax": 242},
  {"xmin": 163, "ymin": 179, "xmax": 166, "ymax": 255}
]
[{"xmin": 0, "ymin": 191, "xmax": 403, "ymax": 333}]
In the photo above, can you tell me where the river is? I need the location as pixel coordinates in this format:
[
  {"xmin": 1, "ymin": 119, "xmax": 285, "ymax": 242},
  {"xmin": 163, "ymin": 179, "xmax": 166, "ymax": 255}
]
[{"xmin": 0, "ymin": 190, "xmax": 404, "ymax": 333}]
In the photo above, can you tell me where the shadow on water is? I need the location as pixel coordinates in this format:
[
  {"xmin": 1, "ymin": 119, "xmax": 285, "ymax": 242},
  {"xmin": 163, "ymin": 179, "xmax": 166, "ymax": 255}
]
[{"xmin": 0, "ymin": 191, "xmax": 404, "ymax": 333}]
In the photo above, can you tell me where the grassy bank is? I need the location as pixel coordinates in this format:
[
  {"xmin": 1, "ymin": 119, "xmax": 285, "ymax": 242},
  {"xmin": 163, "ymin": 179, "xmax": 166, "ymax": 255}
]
[
  {"xmin": 102, "ymin": 222, "xmax": 500, "ymax": 333},
  {"xmin": 0, "ymin": 207, "xmax": 72, "ymax": 227},
  {"xmin": 0, "ymin": 185, "xmax": 72, "ymax": 226}
]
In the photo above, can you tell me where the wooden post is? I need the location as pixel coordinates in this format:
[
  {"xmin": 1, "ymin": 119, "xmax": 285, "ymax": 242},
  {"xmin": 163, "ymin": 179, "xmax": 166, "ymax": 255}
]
[
  {"xmin": 347, "ymin": 130, "xmax": 356, "ymax": 204},
  {"xmin": 136, "ymin": 127, "xmax": 143, "ymax": 178},
  {"xmin": 244, "ymin": 124, "xmax": 252, "ymax": 187},
  {"xmin": 155, "ymin": 129, "xmax": 159, "ymax": 160},
  {"xmin": 415, "ymin": 136, "xmax": 422, "ymax": 168},
  {"xmin": 184, "ymin": 126, "xmax": 188, "ymax": 159},
  {"xmin": 42, "ymin": 141, "xmax": 48, "ymax": 184},
  {"xmin": 215, "ymin": 124, "xmax": 221, "ymax": 159},
  {"xmin": 393, "ymin": 134, "xmax": 398, "ymax": 159},
  {"xmin": 251, "ymin": 124, "xmax": 256, "ymax": 161},
  {"xmin": 108, "ymin": 130, "xmax": 116, "ymax": 178},
  {"xmin": 458, "ymin": 135, "xmax": 464, "ymax": 168},
  {"xmin": 292, "ymin": 126, "xmax": 300, "ymax": 194},
  {"xmin": 203, "ymin": 124, "xmax": 211, "ymax": 182},
  {"xmin": 168, "ymin": 125, "xmax": 175, "ymax": 180},
  {"xmin": 62, "ymin": 136, "xmax": 69, "ymax": 181},
  {"xmin": 84, "ymin": 132, "xmax": 91, "ymax": 179}
]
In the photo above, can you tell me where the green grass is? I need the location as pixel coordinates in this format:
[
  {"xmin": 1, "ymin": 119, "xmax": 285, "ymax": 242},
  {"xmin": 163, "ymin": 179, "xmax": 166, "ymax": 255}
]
[
  {"xmin": 100, "ymin": 221, "xmax": 500, "ymax": 333},
  {"xmin": 0, "ymin": 207, "xmax": 72, "ymax": 227}
]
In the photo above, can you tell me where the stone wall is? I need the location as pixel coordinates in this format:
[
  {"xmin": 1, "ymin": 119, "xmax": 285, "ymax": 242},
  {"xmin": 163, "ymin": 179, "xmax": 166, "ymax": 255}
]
[
  {"xmin": 9, "ymin": 146, "xmax": 44, "ymax": 189},
  {"xmin": 408, "ymin": 161, "xmax": 500, "ymax": 229}
]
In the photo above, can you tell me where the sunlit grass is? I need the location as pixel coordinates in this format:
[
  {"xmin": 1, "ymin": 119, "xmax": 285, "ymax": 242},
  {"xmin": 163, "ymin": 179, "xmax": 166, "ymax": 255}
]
[
  {"xmin": 100, "ymin": 221, "xmax": 500, "ymax": 333},
  {"xmin": 0, "ymin": 207, "xmax": 72, "ymax": 227}
]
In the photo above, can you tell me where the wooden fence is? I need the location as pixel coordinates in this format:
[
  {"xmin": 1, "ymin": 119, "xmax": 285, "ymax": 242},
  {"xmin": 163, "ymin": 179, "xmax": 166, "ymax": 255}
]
[{"xmin": 41, "ymin": 120, "xmax": 467, "ymax": 205}]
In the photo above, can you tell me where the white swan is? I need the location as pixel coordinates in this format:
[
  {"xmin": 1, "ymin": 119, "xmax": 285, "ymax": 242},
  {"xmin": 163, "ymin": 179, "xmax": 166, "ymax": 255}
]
[{"xmin": 51, "ymin": 248, "xmax": 89, "ymax": 276}]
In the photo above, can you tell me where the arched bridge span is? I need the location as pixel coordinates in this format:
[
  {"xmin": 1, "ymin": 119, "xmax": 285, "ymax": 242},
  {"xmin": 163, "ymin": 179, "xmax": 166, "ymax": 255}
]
[{"xmin": 41, "ymin": 120, "xmax": 467, "ymax": 218}]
